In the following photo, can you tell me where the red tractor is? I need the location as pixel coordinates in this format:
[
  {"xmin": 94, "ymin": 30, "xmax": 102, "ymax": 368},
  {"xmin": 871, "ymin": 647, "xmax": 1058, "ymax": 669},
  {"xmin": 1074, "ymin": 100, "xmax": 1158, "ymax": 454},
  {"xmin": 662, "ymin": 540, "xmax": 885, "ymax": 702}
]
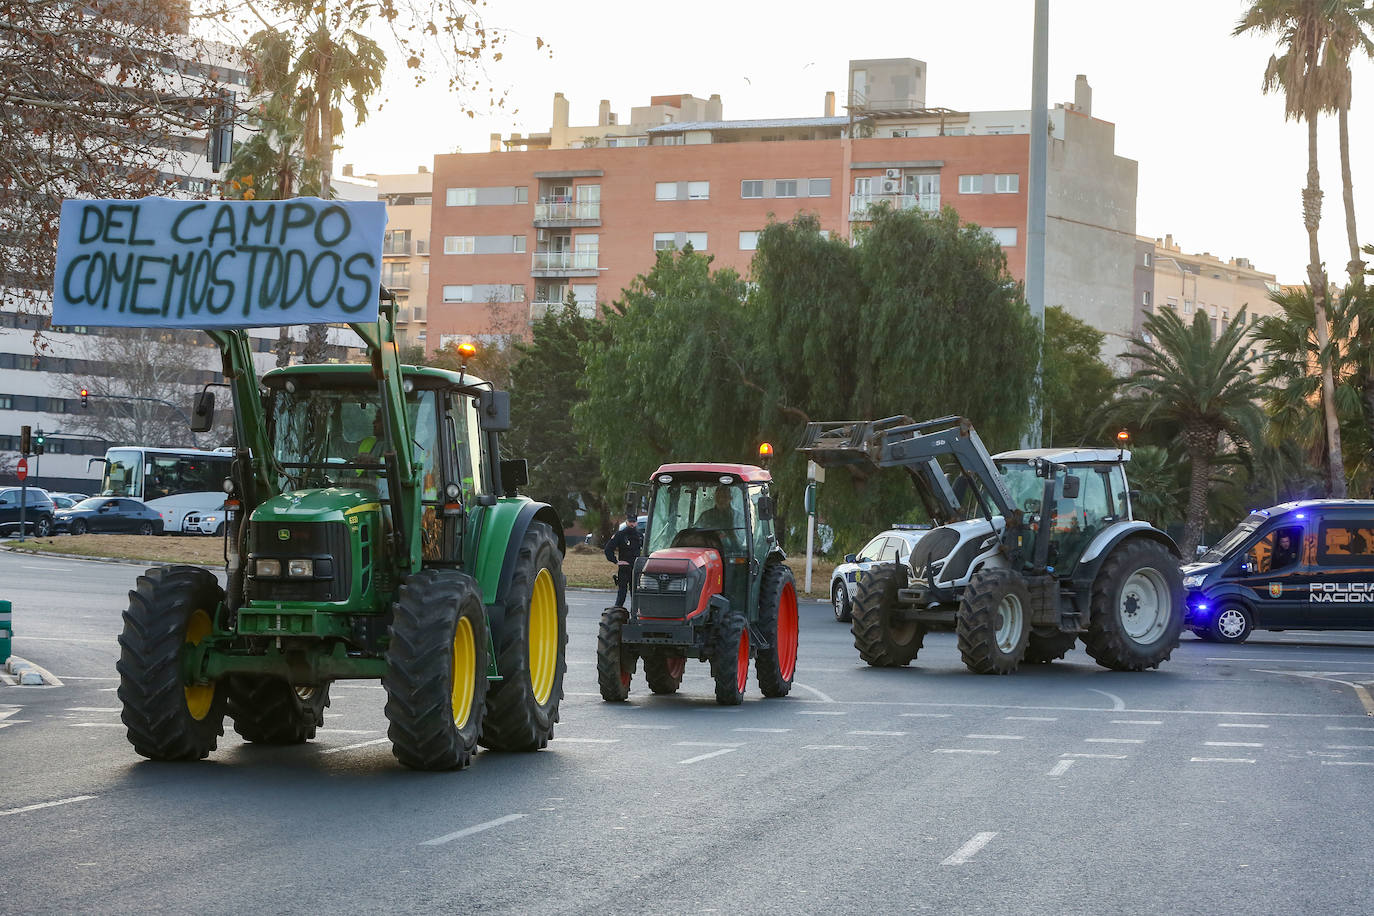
[{"xmin": 597, "ymin": 454, "xmax": 799, "ymax": 705}]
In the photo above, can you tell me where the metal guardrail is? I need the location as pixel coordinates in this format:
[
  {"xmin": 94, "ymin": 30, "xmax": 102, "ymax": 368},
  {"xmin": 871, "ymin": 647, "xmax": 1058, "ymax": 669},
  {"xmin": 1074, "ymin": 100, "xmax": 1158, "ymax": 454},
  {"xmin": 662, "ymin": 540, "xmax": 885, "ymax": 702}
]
[
  {"xmin": 531, "ymin": 251, "xmax": 599, "ymax": 271},
  {"xmin": 534, "ymin": 200, "xmax": 600, "ymax": 221}
]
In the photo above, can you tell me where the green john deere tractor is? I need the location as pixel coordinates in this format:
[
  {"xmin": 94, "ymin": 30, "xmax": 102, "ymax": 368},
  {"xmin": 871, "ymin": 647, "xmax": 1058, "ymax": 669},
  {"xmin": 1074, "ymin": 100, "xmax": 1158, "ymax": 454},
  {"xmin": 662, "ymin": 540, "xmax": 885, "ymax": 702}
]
[{"xmin": 116, "ymin": 299, "xmax": 568, "ymax": 770}]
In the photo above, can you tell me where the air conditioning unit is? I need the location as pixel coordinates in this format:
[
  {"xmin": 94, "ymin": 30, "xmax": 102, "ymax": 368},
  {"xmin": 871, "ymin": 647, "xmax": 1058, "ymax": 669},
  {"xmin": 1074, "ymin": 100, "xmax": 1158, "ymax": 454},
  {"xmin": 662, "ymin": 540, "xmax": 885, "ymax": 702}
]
[
  {"xmin": 884, "ymin": 167, "xmax": 902, "ymax": 180},
  {"xmin": 881, "ymin": 178, "xmax": 901, "ymax": 194}
]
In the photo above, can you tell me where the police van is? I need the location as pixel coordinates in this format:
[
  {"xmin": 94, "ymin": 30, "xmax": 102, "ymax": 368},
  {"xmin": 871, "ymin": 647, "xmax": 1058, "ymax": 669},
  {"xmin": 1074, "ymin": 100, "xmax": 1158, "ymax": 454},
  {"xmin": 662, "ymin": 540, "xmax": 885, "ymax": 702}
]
[{"xmin": 1182, "ymin": 499, "xmax": 1374, "ymax": 643}]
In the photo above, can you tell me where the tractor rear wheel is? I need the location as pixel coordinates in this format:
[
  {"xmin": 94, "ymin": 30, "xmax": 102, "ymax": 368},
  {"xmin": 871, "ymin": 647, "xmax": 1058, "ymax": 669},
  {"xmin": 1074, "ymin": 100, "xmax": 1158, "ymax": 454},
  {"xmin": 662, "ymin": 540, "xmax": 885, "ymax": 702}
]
[
  {"xmin": 1082, "ymin": 539, "xmax": 1184, "ymax": 671},
  {"xmin": 711, "ymin": 613, "xmax": 750, "ymax": 705},
  {"xmin": 1023, "ymin": 631, "xmax": 1078, "ymax": 665},
  {"xmin": 480, "ymin": 521, "xmax": 568, "ymax": 751},
  {"xmin": 850, "ymin": 563, "xmax": 924, "ymax": 667},
  {"xmin": 117, "ymin": 565, "xmax": 226, "ymax": 761},
  {"xmin": 384, "ymin": 568, "xmax": 489, "ymax": 771},
  {"xmin": 226, "ymin": 677, "xmax": 330, "ymax": 744},
  {"xmin": 957, "ymin": 569, "xmax": 1031, "ymax": 674},
  {"xmin": 596, "ymin": 607, "xmax": 636, "ymax": 701},
  {"xmin": 756, "ymin": 562, "xmax": 799, "ymax": 697},
  {"xmin": 643, "ymin": 651, "xmax": 686, "ymax": 695}
]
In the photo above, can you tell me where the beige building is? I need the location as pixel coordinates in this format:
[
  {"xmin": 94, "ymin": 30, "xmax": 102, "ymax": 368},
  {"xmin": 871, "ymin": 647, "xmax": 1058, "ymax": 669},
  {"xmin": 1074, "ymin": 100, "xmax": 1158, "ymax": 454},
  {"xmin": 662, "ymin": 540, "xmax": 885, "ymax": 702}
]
[{"xmin": 354, "ymin": 167, "xmax": 434, "ymax": 351}]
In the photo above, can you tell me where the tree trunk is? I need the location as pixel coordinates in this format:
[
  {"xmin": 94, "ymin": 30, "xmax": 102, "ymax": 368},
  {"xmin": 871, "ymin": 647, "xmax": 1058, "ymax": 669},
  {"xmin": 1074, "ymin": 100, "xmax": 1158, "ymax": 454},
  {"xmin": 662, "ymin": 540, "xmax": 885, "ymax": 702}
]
[
  {"xmin": 1179, "ymin": 424, "xmax": 1216, "ymax": 559},
  {"xmin": 301, "ymin": 325, "xmax": 329, "ymax": 364},
  {"xmin": 1338, "ymin": 106, "xmax": 1363, "ymax": 286},
  {"xmin": 1305, "ymin": 111, "xmax": 1347, "ymax": 497},
  {"xmin": 274, "ymin": 326, "xmax": 292, "ymax": 368}
]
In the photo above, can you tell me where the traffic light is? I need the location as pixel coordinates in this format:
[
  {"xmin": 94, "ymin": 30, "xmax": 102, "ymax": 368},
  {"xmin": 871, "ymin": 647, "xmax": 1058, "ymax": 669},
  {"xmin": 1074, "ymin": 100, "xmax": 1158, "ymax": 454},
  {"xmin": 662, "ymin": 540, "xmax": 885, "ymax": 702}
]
[
  {"xmin": 34, "ymin": 434, "xmax": 44, "ymax": 456},
  {"xmin": 80, "ymin": 387, "xmax": 89, "ymax": 408},
  {"xmin": 19, "ymin": 425, "xmax": 30, "ymax": 455}
]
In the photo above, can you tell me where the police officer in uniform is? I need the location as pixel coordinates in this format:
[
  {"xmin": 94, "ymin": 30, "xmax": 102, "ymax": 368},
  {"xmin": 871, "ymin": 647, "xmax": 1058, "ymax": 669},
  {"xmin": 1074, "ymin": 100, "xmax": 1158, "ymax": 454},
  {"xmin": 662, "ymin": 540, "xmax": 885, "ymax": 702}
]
[{"xmin": 604, "ymin": 513, "xmax": 643, "ymax": 608}]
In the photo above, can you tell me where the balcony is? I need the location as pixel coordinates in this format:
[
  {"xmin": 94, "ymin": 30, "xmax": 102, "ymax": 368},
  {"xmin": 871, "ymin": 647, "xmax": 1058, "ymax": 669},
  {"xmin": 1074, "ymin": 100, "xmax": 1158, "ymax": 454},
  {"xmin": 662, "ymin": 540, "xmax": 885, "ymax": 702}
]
[
  {"xmin": 531, "ymin": 249, "xmax": 599, "ymax": 278},
  {"xmin": 380, "ymin": 273, "xmax": 411, "ymax": 291},
  {"xmin": 849, "ymin": 193, "xmax": 940, "ymax": 221},
  {"xmin": 383, "ymin": 239, "xmax": 412, "ymax": 256},
  {"xmin": 533, "ymin": 198, "xmax": 601, "ymax": 228}
]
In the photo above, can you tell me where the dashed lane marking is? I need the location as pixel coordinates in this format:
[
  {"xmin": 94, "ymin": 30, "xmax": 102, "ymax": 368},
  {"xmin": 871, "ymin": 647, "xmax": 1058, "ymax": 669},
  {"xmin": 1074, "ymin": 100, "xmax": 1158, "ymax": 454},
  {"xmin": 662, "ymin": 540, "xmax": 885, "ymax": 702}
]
[
  {"xmin": 966, "ymin": 734, "xmax": 1024, "ymax": 740},
  {"xmin": 617, "ymin": 724, "xmax": 675, "ymax": 730},
  {"xmin": 1007, "ymin": 716, "xmax": 1057, "ymax": 722},
  {"xmin": 1047, "ymin": 759, "xmax": 1076, "ymax": 777},
  {"xmin": 1325, "ymin": 745, "xmax": 1374, "ymax": 750},
  {"xmin": 733, "ymin": 727, "xmax": 791, "ymax": 733},
  {"xmin": 53, "ymin": 676, "xmax": 118, "ymax": 681},
  {"xmin": 941, "ymin": 832, "xmax": 997, "ymax": 866},
  {"xmin": 1111, "ymin": 720, "xmax": 1162, "ymax": 725},
  {"xmin": 933, "ymin": 749, "xmax": 999, "ymax": 755},
  {"xmin": 900, "ymin": 713, "xmax": 952, "ymax": 718},
  {"xmin": 1210, "ymin": 656, "xmax": 1374, "ymax": 666},
  {"xmin": 68, "ymin": 723, "xmax": 123, "ymax": 728},
  {"xmin": 849, "ymin": 730, "xmax": 907, "ymax": 736},
  {"xmin": 421, "ymin": 813, "xmax": 525, "ymax": 846},
  {"xmin": 1217, "ymin": 723, "xmax": 1270, "ymax": 729},
  {"xmin": 321, "ymin": 738, "xmax": 389, "ymax": 755},
  {"xmin": 1323, "ymin": 760, "xmax": 1374, "ymax": 767},
  {"xmin": 1205, "ymin": 742, "xmax": 1263, "ymax": 748},
  {"xmin": 316, "ymin": 728, "xmax": 377, "ymax": 736},
  {"xmin": 1085, "ymin": 738, "xmax": 1144, "ymax": 744},
  {"xmin": 0, "ymin": 795, "xmax": 97, "ymax": 817},
  {"xmin": 1190, "ymin": 757, "xmax": 1256, "ymax": 764},
  {"xmin": 674, "ymin": 741, "xmax": 745, "ymax": 748},
  {"xmin": 64, "ymin": 707, "xmax": 119, "ymax": 713},
  {"xmin": 678, "ymin": 748, "xmax": 737, "ymax": 765},
  {"xmin": 1327, "ymin": 726, "xmax": 1374, "ymax": 732},
  {"xmin": 796, "ymin": 710, "xmax": 847, "ymax": 716},
  {"xmin": 1062, "ymin": 753, "xmax": 1128, "ymax": 759},
  {"xmin": 555, "ymin": 737, "xmax": 621, "ymax": 744},
  {"xmin": 803, "ymin": 745, "xmax": 870, "ymax": 750}
]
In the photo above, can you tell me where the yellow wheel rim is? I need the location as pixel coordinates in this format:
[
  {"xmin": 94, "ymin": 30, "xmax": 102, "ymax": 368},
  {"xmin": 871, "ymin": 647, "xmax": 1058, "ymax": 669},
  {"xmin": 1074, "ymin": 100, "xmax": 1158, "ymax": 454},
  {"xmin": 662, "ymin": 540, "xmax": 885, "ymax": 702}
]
[
  {"xmin": 183, "ymin": 609, "xmax": 214, "ymax": 721},
  {"xmin": 451, "ymin": 616, "xmax": 476, "ymax": 729},
  {"xmin": 528, "ymin": 568, "xmax": 558, "ymax": 705}
]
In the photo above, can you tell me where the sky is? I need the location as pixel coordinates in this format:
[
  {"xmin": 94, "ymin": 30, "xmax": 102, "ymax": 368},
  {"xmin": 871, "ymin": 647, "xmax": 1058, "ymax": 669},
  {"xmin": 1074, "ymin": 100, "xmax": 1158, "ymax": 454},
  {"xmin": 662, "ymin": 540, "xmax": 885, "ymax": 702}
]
[{"xmin": 329, "ymin": 0, "xmax": 1373, "ymax": 285}]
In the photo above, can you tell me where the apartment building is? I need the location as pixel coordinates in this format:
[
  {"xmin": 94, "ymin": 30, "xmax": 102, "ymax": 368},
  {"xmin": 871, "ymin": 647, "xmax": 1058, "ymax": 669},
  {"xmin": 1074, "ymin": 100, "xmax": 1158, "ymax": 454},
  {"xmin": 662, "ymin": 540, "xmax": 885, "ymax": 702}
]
[
  {"xmin": 358, "ymin": 167, "xmax": 434, "ymax": 351},
  {"xmin": 427, "ymin": 59, "xmax": 1139, "ymax": 352}
]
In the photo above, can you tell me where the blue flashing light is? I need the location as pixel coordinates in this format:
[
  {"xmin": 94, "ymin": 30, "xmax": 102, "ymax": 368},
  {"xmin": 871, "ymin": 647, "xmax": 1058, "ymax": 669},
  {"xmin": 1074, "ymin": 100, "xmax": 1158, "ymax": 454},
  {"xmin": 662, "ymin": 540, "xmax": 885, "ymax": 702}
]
[
  {"xmin": 1196, "ymin": 603, "xmax": 1209, "ymax": 612},
  {"xmin": 1295, "ymin": 513, "xmax": 1306, "ymax": 519}
]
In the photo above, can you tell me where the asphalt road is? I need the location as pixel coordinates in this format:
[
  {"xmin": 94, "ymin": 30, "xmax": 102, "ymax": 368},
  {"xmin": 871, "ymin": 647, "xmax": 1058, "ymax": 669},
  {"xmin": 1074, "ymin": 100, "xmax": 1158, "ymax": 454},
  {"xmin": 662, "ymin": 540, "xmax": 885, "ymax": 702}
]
[{"xmin": 2, "ymin": 551, "xmax": 1373, "ymax": 914}]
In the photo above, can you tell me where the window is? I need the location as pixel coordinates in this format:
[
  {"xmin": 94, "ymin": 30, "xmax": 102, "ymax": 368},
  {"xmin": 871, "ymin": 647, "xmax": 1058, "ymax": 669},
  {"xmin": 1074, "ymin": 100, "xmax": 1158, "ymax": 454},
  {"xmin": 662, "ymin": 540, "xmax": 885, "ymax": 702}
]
[
  {"xmin": 512, "ymin": 235, "xmax": 527, "ymax": 254},
  {"xmin": 446, "ymin": 187, "xmax": 477, "ymax": 206},
  {"xmin": 987, "ymin": 227, "xmax": 1018, "ymax": 247},
  {"xmin": 653, "ymin": 232, "xmax": 676, "ymax": 251},
  {"xmin": 1166, "ymin": 297, "xmax": 1178, "ymax": 310},
  {"xmin": 741, "ymin": 180, "xmax": 764, "ymax": 199},
  {"xmin": 414, "ymin": 195, "xmax": 432, "ymax": 206},
  {"xmin": 384, "ymin": 229, "xmax": 411, "ymax": 255},
  {"xmin": 808, "ymin": 178, "xmax": 831, "ymax": 197},
  {"xmin": 774, "ymin": 179, "xmax": 798, "ymax": 198},
  {"xmin": 985, "ymin": 126, "xmax": 1014, "ymax": 135},
  {"xmin": 1184, "ymin": 300, "xmax": 1193, "ymax": 314},
  {"xmin": 516, "ymin": 187, "xmax": 528, "ymax": 204},
  {"xmin": 442, "ymin": 285, "xmax": 473, "ymax": 303},
  {"xmin": 685, "ymin": 232, "xmax": 707, "ymax": 250},
  {"xmin": 380, "ymin": 263, "xmax": 410, "ymax": 288},
  {"xmin": 1143, "ymin": 251, "xmax": 1152, "ymax": 267},
  {"xmin": 1142, "ymin": 290, "xmax": 1152, "ymax": 307},
  {"xmin": 994, "ymin": 174, "xmax": 1020, "ymax": 193},
  {"xmin": 959, "ymin": 175, "xmax": 984, "ymax": 194},
  {"xmin": 687, "ymin": 181, "xmax": 710, "ymax": 200},
  {"xmin": 1317, "ymin": 522, "xmax": 1374, "ymax": 565},
  {"xmin": 444, "ymin": 236, "xmax": 474, "ymax": 255},
  {"xmin": 739, "ymin": 231, "xmax": 760, "ymax": 251},
  {"xmin": 0, "ymin": 395, "xmax": 10, "ymax": 409},
  {"xmin": 854, "ymin": 177, "xmax": 871, "ymax": 196},
  {"xmin": 655, "ymin": 182, "xmax": 677, "ymax": 201}
]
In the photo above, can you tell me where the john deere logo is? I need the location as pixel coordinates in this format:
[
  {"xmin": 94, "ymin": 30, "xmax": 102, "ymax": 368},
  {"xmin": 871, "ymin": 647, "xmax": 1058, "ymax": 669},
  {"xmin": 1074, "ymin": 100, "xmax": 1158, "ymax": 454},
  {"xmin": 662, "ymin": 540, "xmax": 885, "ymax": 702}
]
[
  {"xmin": 278, "ymin": 528, "xmax": 291, "ymax": 541},
  {"xmin": 1269, "ymin": 582, "xmax": 1283, "ymax": 598}
]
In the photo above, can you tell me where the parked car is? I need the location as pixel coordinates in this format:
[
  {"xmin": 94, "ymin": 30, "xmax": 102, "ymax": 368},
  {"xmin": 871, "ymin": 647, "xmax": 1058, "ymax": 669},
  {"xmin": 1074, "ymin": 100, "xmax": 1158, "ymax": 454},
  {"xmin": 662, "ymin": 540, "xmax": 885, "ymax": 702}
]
[
  {"xmin": 1183, "ymin": 499, "xmax": 1374, "ymax": 644},
  {"xmin": 181, "ymin": 507, "xmax": 226, "ymax": 536},
  {"xmin": 830, "ymin": 526, "xmax": 931, "ymax": 622},
  {"xmin": 56, "ymin": 497, "xmax": 164, "ymax": 536},
  {"xmin": 0, "ymin": 487, "xmax": 56, "ymax": 537},
  {"xmin": 50, "ymin": 494, "xmax": 83, "ymax": 509}
]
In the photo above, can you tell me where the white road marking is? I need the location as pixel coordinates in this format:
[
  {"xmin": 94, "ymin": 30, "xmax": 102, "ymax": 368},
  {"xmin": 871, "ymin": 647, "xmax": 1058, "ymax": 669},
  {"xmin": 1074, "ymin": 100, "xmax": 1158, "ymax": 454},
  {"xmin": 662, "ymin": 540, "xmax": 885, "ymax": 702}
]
[
  {"xmin": 421, "ymin": 813, "xmax": 525, "ymax": 846},
  {"xmin": 20, "ymin": 564, "xmax": 68, "ymax": 571},
  {"xmin": 1325, "ymin": 745, "xmax": 1374, "ymax": 751},
  {"xmin": 1211, "ymin": 656, "xmax": 1374, "ymax": 666},
  {"xmin": 321, "ymin": 738, "xmax": 390, "ymax": 755},
  {"xmin": 555, "ymin": 737, "xmax": 620, "ymax": 744},
  {"xmin": 900, "ymin": 713, "xmax": 952, "ymax": 718},
  {"xmin": 1254, "ymin": 669, "xmax": 1374, "ymax": 716},
  {"xmin": 1088, "ymin": 688, "xmax": 1126, "ymax": 711},
  {"xmin": 1205, "ymin": 741, "xmax": 1263, "ymax": 748},
  {"xmin": 797, "ymin": 710, "xmax": 847, "ymax": 716},
  {"xmin": 1047, "ymin": 759, "xmax": 1076, "ymax": 777},
  {"xmin": 941, "ymin": 832, "xmax": 997, "ymax": 866},
  {"xmin": 1111, "ymin": 720, "xmax": 1162, "ymax": 725},
  {"xmin": 65, "ymin": 707, "xmax": 120, "ymax": 713},
  {"xmin": 803, "ymin": 745, "xmax": 870, "ymax": 750},
  {"xmin": 790, "ymin": 682, "xmax": 837, "ymax": 703},
  {"xmin": 849, "ymin": 730, "xmax": 907, "ymax": 736},
  {"xmin": 733, "ymin": 727, "xmax": 791, "ymax": 733},
  {"xmin": 1217, "ymin": 723, "xmax": 1270, "ymax": 729},
  {"xmin": 1062, "ymin": 753, "xmax": 1128, "ymax": 759},
  {"xmin": 1327, "ymin": 726, "xmax": 1374, "ymax": 732},
  {"xmin": 674, "ymin": 741, "xmax": 745, "ymax": 748},
  {"xmin": 315, "ymin": 728, "xmax": 377, "ymax": 736},
  {"xmin": 53, "ymin": 676, "xmax": 118, "ymax": 681},
  {"xmin": 1, "ymin": 795, "xmax": 97, "ymax": 817},
  {"xmin": 678, "ymin": 748, "xmax": 737, "ymax": 765},
  {"xmin": 617, "ymin": 724, "xmax": 674, "ymax": 730},
  {"xmin": 68, "ymin": 723, "xmax": 123, "ymax": 728},
  {"xmin": 933, "ymin": 749, "xmax": 998, "ymax": 755},
  {"xmin": 1322, "ymin": 760, "xmax": 1374, "ymax": 767},
  {"xmin": 846, "ymin": 699, "xmax": 1346, "ymax": 719},
  {"xmin": 1085, "ymin": 738, "xmax": 1144, "ymax": 744},
  {"xmin": 1007, "ymin": 716, "xmax": 1058, "ymax": 722},
  {"xmin": 966, "ymin": 734, "xmax": 1023, "ymax": 740},
  {"xmin": 9, "ymin": 636, "xmax": 107, "ymax": 644},
  {"xmin": 1190, "ymin": 757, "xmax": 1256, "ymax": 764}
]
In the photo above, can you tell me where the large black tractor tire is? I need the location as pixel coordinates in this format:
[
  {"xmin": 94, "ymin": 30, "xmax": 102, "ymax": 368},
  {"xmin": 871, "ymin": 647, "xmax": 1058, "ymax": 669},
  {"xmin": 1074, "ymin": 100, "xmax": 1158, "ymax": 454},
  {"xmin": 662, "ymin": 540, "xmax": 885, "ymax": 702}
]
[
  {"xmin": 117, "ymin": 565, "xmax": 227, "ymax": 761},
  {"xmin": 643, "ymin": 651, "xmax": 686, "ymax": 695},
  {"xmin": 850, "ymin": 563, "xmax": 925, "ymax": 667},
  {"xmin": 384, "ymin": 568, "xmax": 490, "ymax": 771},
  {"xmin": 711, "ymin": 613, "xmax": 750, "ymax": 706},
  {"xmin": 1023, "ymin": 631, "xmax": 1079, "ymax": 665},
  {"xmin": 756, "ymin": 562, "xmax": 799, "ymax": 698},
  {"xmin": 1082, "ymin": 539, "xmax": 1185, "ymax": 671},
  {"xmin": 481, "ymin": 521, "xmax": 569, "ymax": 751},
  {"xmin": 226, "ymin": 677, "xmax": 331, "ymax": 744},
  {"xmin": 596, "ymin": 607, "xmax": 636, "ymax": 702},
  {"xmin": 957, "ymin": 569, "xmax": 1032, "ymax": 675}
]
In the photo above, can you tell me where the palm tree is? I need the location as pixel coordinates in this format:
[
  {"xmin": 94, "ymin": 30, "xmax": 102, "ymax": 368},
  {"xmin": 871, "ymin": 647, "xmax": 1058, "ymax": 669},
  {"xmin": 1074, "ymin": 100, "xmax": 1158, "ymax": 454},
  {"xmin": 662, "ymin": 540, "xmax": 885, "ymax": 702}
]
[
  {"xmin": 1235, "ymin": 0, "xmax": 1348, "ymax": 496},
  {"xmin": 1116, "ymin": 308, "xmax": 1266, "ymax": 557},
  {"xmin": 1321, "ymin": 0, "xmax": 1374, "ymax": 286}
]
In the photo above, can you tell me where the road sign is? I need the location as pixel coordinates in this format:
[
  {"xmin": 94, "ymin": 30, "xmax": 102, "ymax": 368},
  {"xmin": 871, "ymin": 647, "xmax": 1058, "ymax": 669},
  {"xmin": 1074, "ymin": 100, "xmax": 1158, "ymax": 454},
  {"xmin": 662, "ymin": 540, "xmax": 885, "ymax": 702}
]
[{"xmin": 15, "ymin": 457, "xmax": 27, "ymax": 481}]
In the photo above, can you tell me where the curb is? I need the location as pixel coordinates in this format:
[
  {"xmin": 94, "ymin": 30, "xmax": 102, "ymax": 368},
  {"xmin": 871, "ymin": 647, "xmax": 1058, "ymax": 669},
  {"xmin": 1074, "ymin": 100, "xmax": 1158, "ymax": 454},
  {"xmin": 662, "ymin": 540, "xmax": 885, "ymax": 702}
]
[
  {"xmin": 4, "ymin": 654, "xmax": 62, "ymax": 687},
  {"xmin": 1, "ymin": 545, "xmax": 173, "ymax": 568}
]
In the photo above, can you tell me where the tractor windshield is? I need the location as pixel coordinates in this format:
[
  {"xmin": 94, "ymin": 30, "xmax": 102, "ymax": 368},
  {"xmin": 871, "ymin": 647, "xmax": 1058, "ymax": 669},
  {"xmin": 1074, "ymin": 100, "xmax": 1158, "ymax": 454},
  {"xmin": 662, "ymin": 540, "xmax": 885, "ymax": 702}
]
[
  {"xmin": 646, "ymin": 479, "xmax": 749, "ymax": 558},
  {"xmin": 996, "ymin": 462, "xmax": 1048, "ymax": 515}
]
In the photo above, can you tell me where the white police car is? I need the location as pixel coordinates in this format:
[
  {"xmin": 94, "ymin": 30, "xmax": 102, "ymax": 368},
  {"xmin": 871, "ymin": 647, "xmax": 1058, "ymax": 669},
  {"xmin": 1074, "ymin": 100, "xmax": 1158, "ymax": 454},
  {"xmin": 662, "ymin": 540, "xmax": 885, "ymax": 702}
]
[{"xmin": 830, "ymin": 526, "xmax": 931, "ymax": 622}]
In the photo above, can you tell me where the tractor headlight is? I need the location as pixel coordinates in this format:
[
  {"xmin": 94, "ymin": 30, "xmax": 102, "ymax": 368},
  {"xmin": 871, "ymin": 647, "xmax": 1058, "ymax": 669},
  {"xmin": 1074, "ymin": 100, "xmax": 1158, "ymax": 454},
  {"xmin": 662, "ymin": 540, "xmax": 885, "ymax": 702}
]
[
  {"xmin": 255, "ymin": 559, "xmax": 282, "ymax": 577},
  {"xmin": 1183, "ymin": 574, "xmax": 1206, "ymax": 589},
  {"xmin": 287, "ymin": 558, "xmax": 314, "ymax": 578}
]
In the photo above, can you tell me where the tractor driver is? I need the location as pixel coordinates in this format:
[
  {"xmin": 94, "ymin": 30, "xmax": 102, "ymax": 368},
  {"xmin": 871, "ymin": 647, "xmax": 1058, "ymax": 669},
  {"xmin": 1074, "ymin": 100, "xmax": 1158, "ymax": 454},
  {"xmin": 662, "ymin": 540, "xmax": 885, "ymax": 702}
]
[{"xmin": 696, "ymin": 486, "xmax": 743, "ymax": 551}]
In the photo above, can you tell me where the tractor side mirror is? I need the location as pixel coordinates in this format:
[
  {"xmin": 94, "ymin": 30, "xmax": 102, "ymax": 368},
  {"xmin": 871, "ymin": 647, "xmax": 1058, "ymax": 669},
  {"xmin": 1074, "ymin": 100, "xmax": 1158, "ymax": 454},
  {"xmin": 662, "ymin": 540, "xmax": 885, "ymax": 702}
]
[
  {"xmin": 1061, "ymin": 475, "xmax": 1081, "ymax": 499},
  {"xmin": 500, "ymin": 458, "xmax": 528, "ymax": 495},
  {"xmin": 190, "ymin": 390, "xmax": 215, "ymax": 433},
  {"xmin": 757, "ymin": 495, "xmax": 775, "ymax": 521},
  {"xmin": 478, "ymin": 390, "xmax": 511, "ymax": 431}
]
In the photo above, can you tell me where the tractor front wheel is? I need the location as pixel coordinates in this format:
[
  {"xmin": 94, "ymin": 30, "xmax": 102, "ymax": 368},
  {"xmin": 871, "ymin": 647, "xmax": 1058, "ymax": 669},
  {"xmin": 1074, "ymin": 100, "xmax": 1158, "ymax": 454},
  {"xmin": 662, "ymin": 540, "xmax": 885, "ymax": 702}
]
[
  {"xmin": 596, "ymin": 607, "xmax": 636, "ymax": 701},
  {"xmin": 711, "ymin": 613, "xmax": 750, "ymax": 706},
  {"xmin": 480, "ymin": 521, "xmax": 569, "ymax": 751},
  {"xmin": 384, "ymin": 568, "xmax": 490, "ymax": 770},
  {"xmin": 227, "ymin": 677, "xmax": 331, "ymax": 744},
  {"xmin": 643, "ymin": 651, "xmax": 686, "ymax": 695},
  {"xmin": 957, "ymin": 569, "xmax": 1031, "ymax": 674},
  {"xmin": 756, "ymin": 562, "xmax": 799, "ymax": 698},
  {"xmin": 850, "ymin": 563, "xmax": 924, "ymax": 667},
  {"xmin": 1082, "ymin": 539, "xmax": 1184, "ymax": 671},
  {"xmin": 117, "ymin": 565, "xmax": 227, "ymax": 761}
]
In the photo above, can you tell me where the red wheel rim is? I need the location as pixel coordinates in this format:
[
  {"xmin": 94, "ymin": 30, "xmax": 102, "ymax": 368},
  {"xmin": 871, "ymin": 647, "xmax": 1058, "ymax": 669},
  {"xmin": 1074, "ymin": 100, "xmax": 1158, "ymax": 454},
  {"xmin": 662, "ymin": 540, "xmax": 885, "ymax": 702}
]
[
  {"xmin": 777, "ymin": 583, "xmax": 799, "ymax": 680},
  {"xmin": 736, "ymin": 630, "xmax": 749, "ymax": 693},
  {"xmin": 619, "ymin": 666, "xmax": 631, "ymax": 689},
  {"xmin": 667, "ymin": 656, "xmax": 686, "ymax": 679}
]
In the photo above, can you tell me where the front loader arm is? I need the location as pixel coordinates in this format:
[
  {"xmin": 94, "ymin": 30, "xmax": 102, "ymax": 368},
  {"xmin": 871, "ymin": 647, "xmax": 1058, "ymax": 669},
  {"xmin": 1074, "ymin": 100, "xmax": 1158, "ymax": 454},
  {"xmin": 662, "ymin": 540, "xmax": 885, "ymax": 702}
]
[{"xmin": 206, "ymin": 328, "xmax": 279, "ymax": 501}]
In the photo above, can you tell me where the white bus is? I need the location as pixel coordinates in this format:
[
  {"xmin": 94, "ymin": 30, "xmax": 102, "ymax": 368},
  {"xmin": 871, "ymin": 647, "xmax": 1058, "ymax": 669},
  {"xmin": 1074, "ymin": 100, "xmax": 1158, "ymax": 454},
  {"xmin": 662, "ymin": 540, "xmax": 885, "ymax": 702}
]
[{"xmin": 98, "ymin": 446, "xmax": 235, "ymax": 534}]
